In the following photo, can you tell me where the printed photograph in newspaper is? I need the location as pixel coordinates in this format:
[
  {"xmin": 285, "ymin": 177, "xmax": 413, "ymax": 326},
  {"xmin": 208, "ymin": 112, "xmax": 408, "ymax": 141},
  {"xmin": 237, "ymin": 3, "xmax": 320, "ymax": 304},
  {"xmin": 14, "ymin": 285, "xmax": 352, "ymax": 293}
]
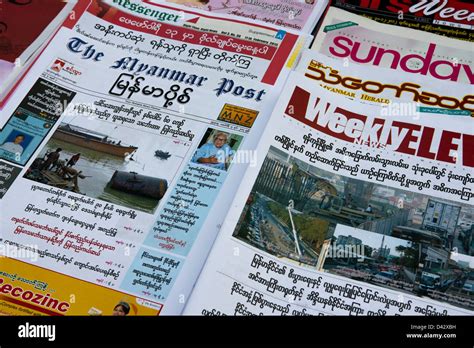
[
  {"xmin": 21, "ymin": 110, "xmax": 190, "ymax": 213},
  {"xmin": 322, "ymin": 225, "xmax": 473, "ymax": 311},
  {"xmin": 191, "ymin": 127, "xmax": 243, "ymax": 171}
]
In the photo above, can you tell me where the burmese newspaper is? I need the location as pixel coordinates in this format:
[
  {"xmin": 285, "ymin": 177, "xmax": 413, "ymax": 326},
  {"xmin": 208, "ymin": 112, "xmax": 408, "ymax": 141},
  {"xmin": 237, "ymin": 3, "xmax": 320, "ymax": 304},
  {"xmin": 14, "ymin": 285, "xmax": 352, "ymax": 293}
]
[
  {"xmin": 183, "ymin": 70, "xmax": 473, "ymax": 315},
  {"xmin": 0, "ymin": 0, "xmax": 307, "ymax": 315}
]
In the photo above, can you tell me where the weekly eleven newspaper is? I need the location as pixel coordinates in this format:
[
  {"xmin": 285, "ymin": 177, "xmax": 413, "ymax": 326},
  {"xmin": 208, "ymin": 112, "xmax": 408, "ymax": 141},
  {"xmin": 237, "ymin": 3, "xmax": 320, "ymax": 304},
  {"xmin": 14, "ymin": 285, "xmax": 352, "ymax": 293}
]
[
  {"xmin": 183, "ymin": 65, "xmax": 474, "ymax": 316},
  {"xmin": 0, "ymin": 0, "xmax": 312, "ymax": 315},
  {"xmin": 181, "ymin": 12, "xmax": 474, "ymax": 315}
]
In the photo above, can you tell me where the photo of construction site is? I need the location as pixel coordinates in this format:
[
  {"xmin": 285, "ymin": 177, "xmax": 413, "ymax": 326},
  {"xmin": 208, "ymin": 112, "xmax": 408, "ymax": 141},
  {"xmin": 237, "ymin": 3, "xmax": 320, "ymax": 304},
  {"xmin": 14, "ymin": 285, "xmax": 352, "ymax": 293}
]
[
  {"xmin": 23, "ymin": 117, "xmax": 188, "ymax": 213},
  {"xmin": 232, "ymin": 146, "xmax": 473, "ymax": 310},
  {"xmin": 322, "ymin": 226, "xmax": 473, "ymax": 310}
]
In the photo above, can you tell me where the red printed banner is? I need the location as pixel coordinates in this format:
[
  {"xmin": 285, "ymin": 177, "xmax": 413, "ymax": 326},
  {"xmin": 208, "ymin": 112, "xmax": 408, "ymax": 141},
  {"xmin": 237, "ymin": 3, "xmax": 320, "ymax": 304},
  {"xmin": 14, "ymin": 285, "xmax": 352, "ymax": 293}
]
[{"xmin": 285, "ymin": 85, "xmax": 474, "ymax": 168}]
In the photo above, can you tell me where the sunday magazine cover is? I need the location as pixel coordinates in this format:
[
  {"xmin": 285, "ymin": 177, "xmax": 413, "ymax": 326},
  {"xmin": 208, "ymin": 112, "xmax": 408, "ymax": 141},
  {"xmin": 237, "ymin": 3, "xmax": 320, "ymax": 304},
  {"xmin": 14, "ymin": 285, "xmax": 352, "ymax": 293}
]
[
  {"xmin": 311, "ymin": 6, "xmax": 473, "ymax": 85},
  {"xmin": 295, "ymin": 51, "xmax": 473, "ymax": 117}
]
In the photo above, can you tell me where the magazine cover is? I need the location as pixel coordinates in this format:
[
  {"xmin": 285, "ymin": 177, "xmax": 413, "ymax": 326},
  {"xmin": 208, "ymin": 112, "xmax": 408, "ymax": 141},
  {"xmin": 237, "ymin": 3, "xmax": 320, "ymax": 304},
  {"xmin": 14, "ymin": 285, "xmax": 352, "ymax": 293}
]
[
  {"xmin": 295, "ymin": 50, "xmax": 473, "ymax": 117},
  {"xmin": 332, "ymin": 0, "xmax": 474, "ymax": 41},
  {"xmin": 311, "ymin": 6, "xmax": 473, "ymax": 85}
]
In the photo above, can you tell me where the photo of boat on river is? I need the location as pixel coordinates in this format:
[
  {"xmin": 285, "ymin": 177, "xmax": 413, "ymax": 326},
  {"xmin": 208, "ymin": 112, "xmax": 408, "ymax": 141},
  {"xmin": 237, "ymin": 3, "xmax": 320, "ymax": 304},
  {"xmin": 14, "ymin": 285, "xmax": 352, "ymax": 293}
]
[
  {"xmin": 24, "ymin": 120, "xmax": 189, "ymax": 214},
  {"xmin": 53, "ymin": 123, "xmax": 138, "ymax": 157}
]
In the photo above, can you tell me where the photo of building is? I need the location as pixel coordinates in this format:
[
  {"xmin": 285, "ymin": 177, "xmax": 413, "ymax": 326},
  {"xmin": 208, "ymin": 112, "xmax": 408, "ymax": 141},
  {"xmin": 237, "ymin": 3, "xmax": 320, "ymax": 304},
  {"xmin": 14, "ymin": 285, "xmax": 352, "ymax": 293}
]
[{"xmin": 233, "ymin": 146, "xmax": 474, "ymax": 310}]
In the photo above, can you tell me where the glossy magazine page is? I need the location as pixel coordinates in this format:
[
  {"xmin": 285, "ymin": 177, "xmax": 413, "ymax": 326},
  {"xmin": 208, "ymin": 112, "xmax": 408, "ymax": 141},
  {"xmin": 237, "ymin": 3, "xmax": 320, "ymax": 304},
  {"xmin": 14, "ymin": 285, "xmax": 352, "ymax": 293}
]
[
  {"xmin": 311, "ymin": 6, "xmax": 473, "ymax": 85},
  {"xmin": 331, "ymin": 0, "xmax": 474, "ymax": 42}
]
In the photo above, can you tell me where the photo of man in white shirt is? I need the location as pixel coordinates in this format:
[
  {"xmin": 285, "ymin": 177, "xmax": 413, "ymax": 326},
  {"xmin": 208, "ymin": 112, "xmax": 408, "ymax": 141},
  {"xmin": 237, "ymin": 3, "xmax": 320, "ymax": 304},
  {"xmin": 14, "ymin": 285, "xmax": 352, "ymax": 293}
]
[
  {"xmin": 0, "ymin": 134, "xmax": 25, "ymax": 155},
  {"xmin": 192, "ymin": 131, "xmax": 235, "ymax": 171}
]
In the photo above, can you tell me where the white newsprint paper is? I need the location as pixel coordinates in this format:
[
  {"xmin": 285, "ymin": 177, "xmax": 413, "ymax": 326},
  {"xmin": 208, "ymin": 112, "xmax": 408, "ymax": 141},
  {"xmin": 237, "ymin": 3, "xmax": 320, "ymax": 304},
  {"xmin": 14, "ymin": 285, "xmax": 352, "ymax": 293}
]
[{"xmin": 184, "ymin": 71, "xmax": 474, "ymax": 315}]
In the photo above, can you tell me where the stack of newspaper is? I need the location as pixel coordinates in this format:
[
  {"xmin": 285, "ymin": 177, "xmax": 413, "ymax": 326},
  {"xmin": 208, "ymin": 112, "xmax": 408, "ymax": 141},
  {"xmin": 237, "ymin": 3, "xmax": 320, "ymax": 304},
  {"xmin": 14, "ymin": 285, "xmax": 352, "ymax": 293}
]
[
  {"xmin": 0, "ymin": 0, "xmax": 77, "ymax": 106},
  {"xmin": 0, "ymin": 0, "xmax": 472, "ymax": 316}
]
